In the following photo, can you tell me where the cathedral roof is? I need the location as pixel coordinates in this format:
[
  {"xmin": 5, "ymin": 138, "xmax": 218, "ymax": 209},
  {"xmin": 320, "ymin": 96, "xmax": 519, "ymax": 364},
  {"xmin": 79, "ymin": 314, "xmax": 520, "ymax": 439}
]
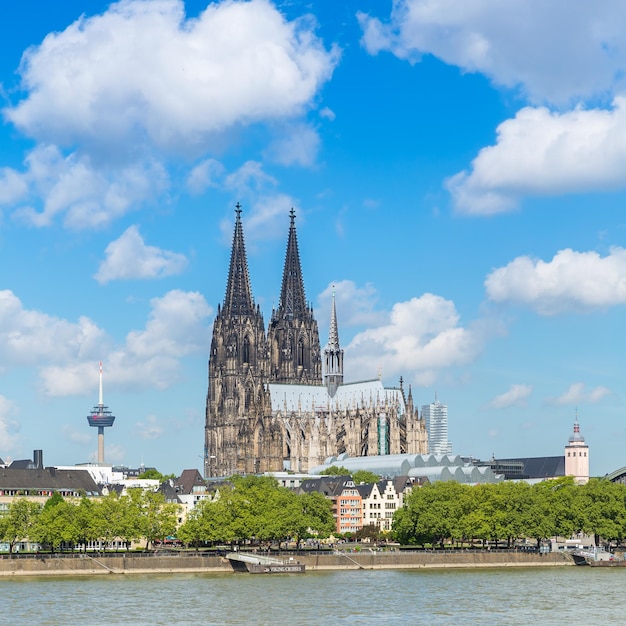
[
  {"xmin": 223, "ymin": 204, "xmax": 255, "ymax": 317},
  {"xmin": 268, "ymin": 379, "xmax": 406, "ymax": 414}
]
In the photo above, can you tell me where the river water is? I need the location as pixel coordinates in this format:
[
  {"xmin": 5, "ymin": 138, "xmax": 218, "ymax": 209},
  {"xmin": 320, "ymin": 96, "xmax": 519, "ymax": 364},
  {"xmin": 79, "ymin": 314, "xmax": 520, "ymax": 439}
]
[{"xmin": 1, "ymin": 567, "xmax": 622, "ymax": 625}]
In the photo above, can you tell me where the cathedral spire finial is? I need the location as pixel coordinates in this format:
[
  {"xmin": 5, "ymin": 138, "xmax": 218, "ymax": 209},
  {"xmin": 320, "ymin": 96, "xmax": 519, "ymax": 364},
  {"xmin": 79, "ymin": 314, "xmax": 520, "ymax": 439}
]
[
  {"xmin": 328, "ymin": 287, "xmax": 340, "ymax": 350},
  {"xmin": 277, "ymin": 208, "xmax": 306, "ymax": 320},
  {"xmin": 223, "ymin": 203, "xmax": 254, "ymax": 316}
]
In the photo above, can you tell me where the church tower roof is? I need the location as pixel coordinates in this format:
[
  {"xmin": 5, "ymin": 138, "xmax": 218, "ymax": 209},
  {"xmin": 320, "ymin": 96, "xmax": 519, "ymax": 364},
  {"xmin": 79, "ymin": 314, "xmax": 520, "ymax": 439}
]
[
  {"xmin": 328, "ymin": 289, "xmax": 340, "ymax": 350},
  {"xmin": 223, "ymin": 203, "xmax": 254, "ymax": 317},
  {"xmin": 277, "ymin": 208, "xmax": 307, "ymax": 320},
  {"xmin": 569, "ymin": 417, "xmax": 585, "ymax": 443}
]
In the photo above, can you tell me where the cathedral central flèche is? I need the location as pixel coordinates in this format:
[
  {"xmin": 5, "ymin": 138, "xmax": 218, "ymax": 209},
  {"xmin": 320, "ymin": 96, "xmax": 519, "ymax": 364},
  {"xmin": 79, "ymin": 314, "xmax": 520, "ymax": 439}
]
[{"xmin": 204, "ymin": 206, "xmax": 427, "ymax": 477}]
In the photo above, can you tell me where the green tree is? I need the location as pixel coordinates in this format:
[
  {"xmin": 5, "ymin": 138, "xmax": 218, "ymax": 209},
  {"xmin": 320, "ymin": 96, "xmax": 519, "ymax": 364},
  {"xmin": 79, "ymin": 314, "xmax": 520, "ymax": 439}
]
[
  {"xmin": 74, "ymin": 497, "xmax": 99, "ymax": 552},
  {"xmin": 33, "ymin": 496, "xmax": 77, "ymax": 552},
  {"xmin": 0, "ymin": 499, "xmax": 41, "ymax": 553},
  {"xmin": 93, "ymin": 492, "xmax": 125, "ymax": 549},
  {"xmin": 142, "ymin": 490, "xmax": 179, "ymax": 549},
  {"xmin": 319, "ymin": 466, "xmax": 350, "ymax": 476},
  {"xmin": 394, "ymin": 481, "xmax": 470, "ymax": 546},
  {"xmin": 576, "ymin": 479, "xmax": 626, "ymax": 545},
  {"xmin": 137, "ymin": 469, "xmax": 176, "ymax": 482},
  {"xmin": 352, "ymin": 470, "xmax": 381, "ymax": 485},
  {"xmin": 117, "ymin": 489, "xmax": 144, "ymax": 550}
]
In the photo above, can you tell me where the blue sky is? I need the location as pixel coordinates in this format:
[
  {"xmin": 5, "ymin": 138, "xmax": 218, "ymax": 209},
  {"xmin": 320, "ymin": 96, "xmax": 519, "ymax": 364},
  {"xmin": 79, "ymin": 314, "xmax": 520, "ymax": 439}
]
[{"xmin": 0, "ymin": 0, "xmax": 624, "ymax": 476}]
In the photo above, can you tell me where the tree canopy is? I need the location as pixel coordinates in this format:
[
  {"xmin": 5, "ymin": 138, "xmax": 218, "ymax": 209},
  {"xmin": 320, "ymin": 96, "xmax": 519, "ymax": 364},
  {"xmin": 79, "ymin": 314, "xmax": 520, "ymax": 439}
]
[{"xmin": 393, "ymin": 478, "xmax": 626, "ymax": 547}]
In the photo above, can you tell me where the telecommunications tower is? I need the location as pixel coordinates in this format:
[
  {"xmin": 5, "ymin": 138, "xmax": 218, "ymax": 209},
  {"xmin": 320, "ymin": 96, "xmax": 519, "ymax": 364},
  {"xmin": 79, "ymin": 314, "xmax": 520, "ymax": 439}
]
[{"xmin": 86, "ymin": 361, "xmax": 116, "ymax": 464}]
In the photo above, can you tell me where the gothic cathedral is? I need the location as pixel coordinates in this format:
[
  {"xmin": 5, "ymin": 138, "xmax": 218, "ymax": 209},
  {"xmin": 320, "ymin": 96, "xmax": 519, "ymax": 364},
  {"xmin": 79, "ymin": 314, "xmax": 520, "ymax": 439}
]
[{"xmin": 204, "ymin": 207, "xmax": 427, "ymax": 477}]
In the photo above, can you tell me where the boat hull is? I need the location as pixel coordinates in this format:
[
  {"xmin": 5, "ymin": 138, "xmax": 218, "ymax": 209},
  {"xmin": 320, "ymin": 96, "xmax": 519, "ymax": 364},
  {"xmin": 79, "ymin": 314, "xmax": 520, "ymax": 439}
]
[{"xmin": 246, "ymin": 563, "xmax": 305, "ymax": 574}]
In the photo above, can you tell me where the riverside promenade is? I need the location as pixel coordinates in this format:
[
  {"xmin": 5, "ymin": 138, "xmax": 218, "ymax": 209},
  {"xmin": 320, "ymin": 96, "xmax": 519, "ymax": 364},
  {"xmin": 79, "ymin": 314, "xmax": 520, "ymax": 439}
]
[{"xmin": 0, "ymin": 549, "xmax": 573, "ymax": 576}]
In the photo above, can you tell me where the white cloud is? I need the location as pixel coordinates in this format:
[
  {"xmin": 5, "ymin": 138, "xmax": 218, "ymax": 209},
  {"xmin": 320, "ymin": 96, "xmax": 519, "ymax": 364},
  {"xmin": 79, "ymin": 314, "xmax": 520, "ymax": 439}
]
[
  {"xmin": 125, "ymin": 289, "xmax": 211, "ymax": 360},
  {"xmin": 5, "ymin": 0, "xmax": 338, "ymax": 158},
  {"xmin": 134, "ymin": 415, "xmax": 164, "ymax": 440},
  {"xmin": 488, "ymin": 384, "xmax": 532, "ymax": 409},
  {"xmin": 264, "ymin": 123, "xmax": 321, "ymax": 167},
  {"xmin": 358, "ymin": 0, "xmax": 626, "ymax": 105},
  {"xmin": 345, "ymin": 293, "xmax": 484, "ymax": 384},
  {"xmin": 62, "ymin": 424, "xmax": 92, "ymax": 445},
  {"xmin": 319, "ymin": 107, "xmax": 335, "ymax": 121},
  {"xmin": 0, "ymin": 168, "xmax": 28, "ymax": 204},
  {"xmin": 224, "ymin": 160, "xmax": 277, "ymax": 196},
  {"xmin": 318, "ymin": 280, "xmax": 386, "ymax": 329},
  {"xmin": 0, "ymin": 290, "xmax": 107, "ymax": 366},
  {"xmin": 485, "ymin": 247, "xmax": 626, "ymax": 315},
  {"xmin": 95, "ymin": 225, "xmax": 188, "ymax": 284},
  {"xmin": 0, "ymin": 396, "xmax": 20, "ymax": 453},
  {"xmin": 90, "ymin": 443, "xmax": 125, "ymax": 465},
  {"xmin": 448, "ymin": 99, "xmax": 626, "ymax": 214},
  {"xmin": 219, "ymin": 189, "xmax": 301, "ymax": 245},
  {"xmin": 7, "ymin": 145, "xmax": 168, "ymax": 229},
  {"xmin": 547, "ymin": 382, "xmax": 611, "ymax": 406},
  {"xmin": 37, "ymin": 289, "xmax": 211, "ymax": 396},
  {"xmin": 186, "ymin": 158, "xmax": 225, "ymax": 195}
]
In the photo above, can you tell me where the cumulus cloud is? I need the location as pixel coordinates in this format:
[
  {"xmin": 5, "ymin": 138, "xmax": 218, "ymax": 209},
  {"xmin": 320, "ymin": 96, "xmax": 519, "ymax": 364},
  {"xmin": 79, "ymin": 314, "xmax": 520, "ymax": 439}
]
[
  {"xmin": 488, "ymin": 384, "xmax": 532, "ymax": 409},
  {"xmin": 447, "ymin": 100, "xmax": 626, "ymax": 214},
  {"xmin": 0, "ymin": 1, "xmax": 337, "ymax": 230},
  {"xmin": 0, "ymin": 290, "xmax": 107, "ymax": 366},
  {"xmin": 186, "ymin": 158, "xmax": 226, "ymax": 195},
  {"xmin": 346, "ymin": 293, "xmax": 484, "ymax": 385},
  {"xmin": 219, "ymin": 188, "xmax": 301, "ymax": 245},
  {"xmin": 485, "ymin": 247, "xmax": 626, "ymax": 315},
  {"xmin": 0, "ymin": 289, "xmax": 210, "ymax": 403},
  {"xmin": 5, "ymin": 0, "xmax": 338, "ymax": 158},
  {"xmin": 39, "ymin": 289, "xmax": 212, "ymax": 396},
  {"xmin": 134, "ymin": 415, "xmax": 164, "ymax": 440},
  {"xmin": 95, "ymin": 225, "xmax": 188, "ymax": 283},
  {"xmin": 264, "ymin": 123, "xmax": 321, "ymax": 167},
  {"xmin": 318, "ymin": 280, "xmax": 386, "ymax": 330},
  {"xmin": 547, "ymin": 382, "xmax": 611, "ymax": 406},
  {"xmin": 0, "ymin": 396, "xmax": 21, "ymax": 452},
  {"xmin": 125, "ymin": 289, "xmax": 211, "ymax": 360},
  {"xmin": 62, "ymin": 424, "xmax": 92, "ymax": 445},
  {"xmin": 6, "ymin": 145, "xmax": 168, "ymax": 229},
  {"xmin": 0, "ymin": 168, "xmax": 28, "ymax": 205},
  {"xmin": 358, "ymin": 0, "xmax": 626, "ymax": 105}
]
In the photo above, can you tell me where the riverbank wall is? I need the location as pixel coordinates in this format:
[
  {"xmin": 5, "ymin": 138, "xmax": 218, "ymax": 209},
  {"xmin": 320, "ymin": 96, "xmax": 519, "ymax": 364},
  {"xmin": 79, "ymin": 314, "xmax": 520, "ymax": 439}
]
[{"xmin": 0, "ymin": 550, "xmax": 573, "ymax": 576}]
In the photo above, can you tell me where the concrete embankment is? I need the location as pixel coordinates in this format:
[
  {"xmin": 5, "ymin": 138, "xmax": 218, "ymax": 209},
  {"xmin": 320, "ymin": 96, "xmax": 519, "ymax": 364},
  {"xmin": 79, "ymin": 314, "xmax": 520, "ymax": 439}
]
[
  {"xmin": 0, "ymin": 550, "xmax": 572, "ymax": 576},
  {"xmin": 300, "ymin": 550, "xmax": 571, "ymax": 570}
]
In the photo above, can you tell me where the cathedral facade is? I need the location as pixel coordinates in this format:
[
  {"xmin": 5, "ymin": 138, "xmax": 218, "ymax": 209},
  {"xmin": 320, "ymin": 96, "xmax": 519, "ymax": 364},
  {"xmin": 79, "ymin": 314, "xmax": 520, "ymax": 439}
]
[{"xmin": 204, "ymin": 207, "xmax": 427, "ymax": 477}]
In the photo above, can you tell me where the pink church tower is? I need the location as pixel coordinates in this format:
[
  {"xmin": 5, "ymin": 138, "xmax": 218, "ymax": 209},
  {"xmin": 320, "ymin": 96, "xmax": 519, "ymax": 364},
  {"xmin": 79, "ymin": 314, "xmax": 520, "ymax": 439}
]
[{"xmin": 564, "ymin": 413, "xmax": 589, "ymax": 485}]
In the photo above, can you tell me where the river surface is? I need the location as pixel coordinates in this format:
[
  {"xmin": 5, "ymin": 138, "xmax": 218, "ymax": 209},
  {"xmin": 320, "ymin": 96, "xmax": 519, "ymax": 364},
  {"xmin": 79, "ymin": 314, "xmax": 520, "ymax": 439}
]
[{"xmin": 1, "ymin": 567, "xmax": 622, "ymax": 625}]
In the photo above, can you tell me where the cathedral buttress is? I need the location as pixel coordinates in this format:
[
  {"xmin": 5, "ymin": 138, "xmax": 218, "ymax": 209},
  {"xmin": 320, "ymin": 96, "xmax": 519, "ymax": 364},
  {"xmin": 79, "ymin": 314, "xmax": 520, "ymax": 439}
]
[{"xmin": 268, "ymin": 209, "xmax": 322, "ymax": 384}]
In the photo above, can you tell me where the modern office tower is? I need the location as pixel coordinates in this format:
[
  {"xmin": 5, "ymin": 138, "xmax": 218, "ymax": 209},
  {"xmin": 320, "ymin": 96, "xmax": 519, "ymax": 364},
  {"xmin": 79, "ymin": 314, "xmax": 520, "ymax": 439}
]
[{"xmin": 422, "ymin": 396, "xmax": 452, "ymax": 455}]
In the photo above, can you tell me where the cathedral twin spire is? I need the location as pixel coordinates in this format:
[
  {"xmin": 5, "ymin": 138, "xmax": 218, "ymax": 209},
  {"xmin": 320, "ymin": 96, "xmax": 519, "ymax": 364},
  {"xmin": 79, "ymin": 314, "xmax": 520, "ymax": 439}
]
[
  {"xmin": 223, "ymin": 203, "xmax": 255, "ymax": 317},
  {"xmin": 221, "ymin": 204, "xmax": 323, "ymax": 385},
  {"xmin": 277, "ymin": 208, "xmax": 308, "ymax": 321}
]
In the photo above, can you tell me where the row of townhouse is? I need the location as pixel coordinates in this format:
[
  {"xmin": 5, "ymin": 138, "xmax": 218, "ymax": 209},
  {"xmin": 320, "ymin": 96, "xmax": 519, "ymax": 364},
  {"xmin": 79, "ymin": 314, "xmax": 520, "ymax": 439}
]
[{"xmin": 298, "ymin": 475, "xmax": 426, "ymax": 535}]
